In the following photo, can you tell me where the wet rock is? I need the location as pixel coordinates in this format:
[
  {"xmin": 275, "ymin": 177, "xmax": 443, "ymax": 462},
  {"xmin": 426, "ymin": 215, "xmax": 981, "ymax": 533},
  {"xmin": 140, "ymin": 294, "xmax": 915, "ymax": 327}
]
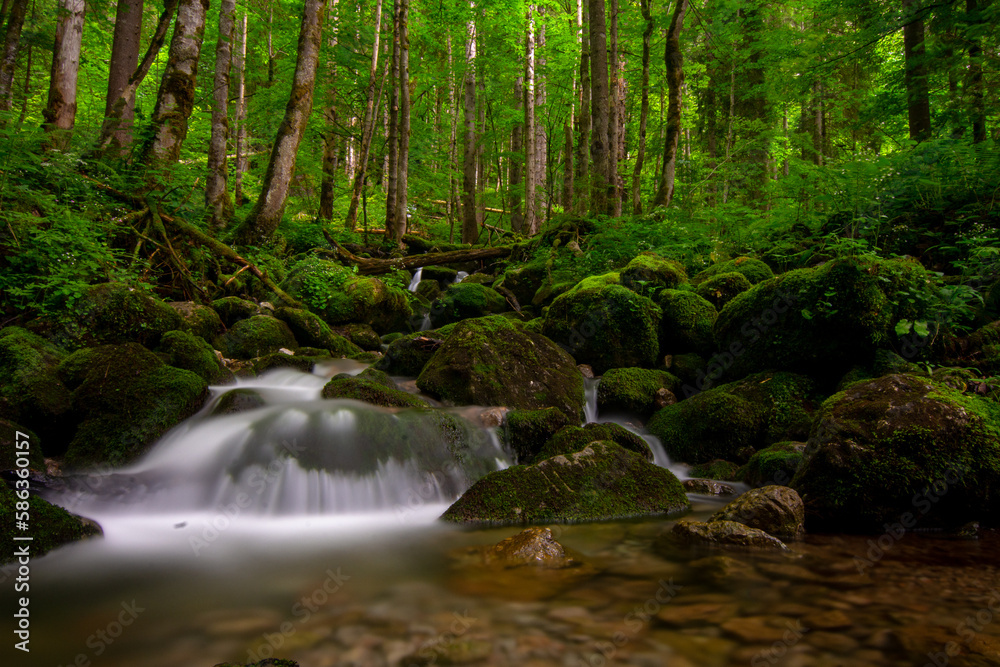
[
  {"xmin": 536, "ymin": 423, "xmax": 652, "ymax": 463},
  {"xmin": 596, "ymin": 367, "xmax": 681, "ymax": 418},
  {"xmin": 802, "ymin": 610, "xmax": 852, "ymax": 631},
  {"xmin": 656, "ymin": 602, "xmax": 740, "ymax": 627},
  {"xmin": 216, "ymin": 316, "xmax": 298, "ymax": 360},
  {"xmin": 670, "ymin": 519, "xmax": 788, "ymax": 550},
  {"xmin": 169, "ymin": 301, "xmax": 225, "ymax": 341},
  {"xmin": 688, "ymin": 555, "xmax": 768, "ymax": 585},
  {"xmin": 0, "ymin": 327, "xmax": 72, "ymax": 447},
  {"xmin": 741, "ymin": 441, "xmax": 805, "ymax": 488},
  {"xmin": 687, "ymin": 459, "xmax": 741, "ymax": 481},
  {"xmin": 720, "ymin": 615, "xmax": 805, "ymax": 643},
  {"xmin": 485, "ymin": 527, "xmax": 570, "ymax": 567},
  {"xmin": 504, "ymin": 408, "xmax": 570, "ymax": 464},
  {"xmin": 683, "ymin": 479, "xmax": 737, "ymax": 496},
  {"xmin": 0, "ymin": 483, "xmax": 101, "ymax": 562},
  {"xmin": 274, "ymin": 307, "xmax": 362, "ymax": 356},
  {"xmin": 430, "ymin": 283, "xmax": 508, "ymax": 327},
  {"xmin": 710, "ymin": 485, "xmax": 805, "ymax": 541},
  {"xmin": 211, "ymin": 389, "xmax": 267, "ymax": 416},
  {"xmin": 375, "ymin": 334, "xmax": 444, "ymax": 376},
  {"xmin": 331, "ymin": 323, "xmax": 383, "ymax": 351},
  {"xmin": 322, "ymin": 369, "xmax": 428, "ymax": 408},
  {"xmin": 157, "ymin": 330, "xmax": 234, "ymax": 384}
]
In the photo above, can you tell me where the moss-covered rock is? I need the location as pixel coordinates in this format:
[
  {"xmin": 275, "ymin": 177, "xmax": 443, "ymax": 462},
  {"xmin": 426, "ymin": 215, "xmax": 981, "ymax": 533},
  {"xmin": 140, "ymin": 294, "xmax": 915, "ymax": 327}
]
[
  {"xmin": 714, "ymin": 256, "xmax": 932, "ymax": 380},
  {"xmin": 688, "ymin": 459, "xmax": 742, "ymax": 481},
  {"xmin": 740, "ymin": 442, "xmax": 805, "ymax": 488},
  {"xmin": 216, "ymin": 316, "xmax": 298, "ymax": 360},
  {"xmin": 249, "ymin": 352, "xmax": 334, "ymax": 375},
  {"xmin": 657, "ymin": 290, "xmax": 718, "ymax": 356},
  {"xmin": 597, "ymin": 368, "xmax": 680, "ymax": 418},
  {"xmin": 647, "ymin": 372, "xmax": 817, "ymax": 464},
  {"xmin": 59, "ymin": 343, "xmax": 208, "ymax": 468},
  {"xmin": 504, "ymin": 408, "xmax": 570, "ymax": 464},
  {"xmin": 536, "ymin": 423, "xmax": 653, "ymax": 463},
  {"xmin": 695, "ymin": 272, "xmax": 753, "ymax": 310},
  {"xmin": 423, "ymin": 265, "xmax": 459, "ymax": 283},
  {"xmin": 619, "ymin": 253, "xmax": 687, "ymax": 295},
  {"xmin": 791, "ymin": 373, "xmax": 1000, "ymax": 531},
  {"xmin": 441, "ymin": 442, "xmax": 689, "ymax": 526},
  {"xmin": 0, "ymin": 327, "xmax": 72, "ymax": 446},
  {"xmin": 417, "ymin": 316, "xmax": 585, "ymax": 421},
  {"xmin": 280, "ymin": 257, "xmax": 412, "ymax": 333},
  {"xmin": 670, "ymin": 518, "xmax": 787, "ymax": 550},
  {"xmin": 710, "ymin": 485, "xmax": 805, "ymax": 540},
  {"xmin": 334, "ymin": 323, "xmax": 382, "ymax": 351},
  {"xmin": 0, "ymin": 420, "xmax": 43, "ymax": 471},
  {"xmin": 374, "ymin": 333, "xmax": 444, "ymax": 376},
  {"xmin": 54, "ymin": 282, "xmax": 183, "ymax": 349},
  {"xmin": 273, "ymin": 307, "xmax": 361, "ymax": 356},
  {"xmin": 415, "ymin": 279, "xmax": 442, "ymax": 302},
  {"xmin": 496, "ymin": 263, "xmax": 548, "ymax": 305},
  {"xmin": 211, "ymin": 388, "xmax": 267, "ymax": 416},
  {"xmin": 0, "ymin": 485, "xmax": 102, "ymax": 562},
  {"xmin": 669, "ymin": 352, "xmax": 709, "ymax": 388},
  {"xmin": 430, "ymin": 283, "xmax": 508, "ymax": 327},
  {"xmin": 168, "ymin": 301, "xmax": 225, "ymax": 342},
  {"xmin": 321, "ymin": 370, "xmax": 428, "ymax": 408},
  {"xmin": 542, "ymin": 281, "xmax": 661, "ymax": 374},
  {"xmin": 158, "ymin": 330, "xmax": 234, "ymax": 384},
  {"xmin": 692, "ymin": 257, "xmax": 774, "ymax": 285},
  {"xmin": 212, "ymin": 296, "xmax": 262, "ymax": 327},
  {"xmin": 530, "ymin": 281, "xmax": 574, "ymax": 309}
]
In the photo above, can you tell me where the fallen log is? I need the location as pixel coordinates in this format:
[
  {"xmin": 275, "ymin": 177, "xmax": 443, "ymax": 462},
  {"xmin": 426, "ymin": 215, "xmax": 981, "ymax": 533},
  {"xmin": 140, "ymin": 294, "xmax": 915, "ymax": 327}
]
[{"xmin": 325, "ymin": 230, "xmax": 515, "ymax": 275}]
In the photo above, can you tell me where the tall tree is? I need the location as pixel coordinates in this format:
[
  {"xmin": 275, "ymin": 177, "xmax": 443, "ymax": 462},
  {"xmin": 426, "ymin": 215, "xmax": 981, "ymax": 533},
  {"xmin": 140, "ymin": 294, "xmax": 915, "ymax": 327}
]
[
  {"xmin": 510, "ymin": 75, "xmax": 524, "ymax": 233},
  {"xmin": 588, "ymin": 0, "xmax": 610, "ymax": 215},
  {"xmin": 345, "ymin": 0, "xmax": 384, "ymax": 230},
  {"xmin": 233, "ymin": 10, "xmax": 248, "ymax": 204},
  {"xmin": 102, "ymin": 0, "xmax": 144, "ymax": 154},
  {"xmin": 902, "ymin": 0, "xmax": 931, "ymax": 141},
  {"xmin": 235, "ymin": 0, "xmax": 328, "ymax": 244},
  {"xmin": 318, "ymin": 0, "xmax": 341, "ymax": 221},
  {"xmin": 42, "ymin": 0, "xmax": 85, "ymax": 149},
  {"xmin": 461, "ymin": 10, "xmax": 478, "ymax": 244},
  {"xmin": 0, "ymin": 0, "xmax": 27, "ymax": 113},
  {"xmin": 532, "ymin": 7, "xmax": 546, "ymax": 231},
  {"xmin": 965, "ymin": 0, "xmax": 986, "ymax": 143},
  {"xmin": 575, "ymin": 0, "xmax": 590, "ymax": 213},
  {"xmin": 607, "ymin": 0, "xmax": 621, "ymax": 215},
  {"xmin": 523, "ymin": 5, "xmax": 537, "ymax": 233},
  {"xmin": 385, "ymin": 0, "xmax": 401, "ymax": 236},
  {"xmin": 631, "ymin": 0, "xmax": 653, "ymax": 214},
  {"xmin": 652, "ymin": 0, "xmax": 687, "ymax": 208},
  {"xmin": 388, "ymin": 0, "xmax": 410, "ymax": 242},
  {"xmin": 206, "ymin": 0, "xmax": 237, "ymax": 229}
]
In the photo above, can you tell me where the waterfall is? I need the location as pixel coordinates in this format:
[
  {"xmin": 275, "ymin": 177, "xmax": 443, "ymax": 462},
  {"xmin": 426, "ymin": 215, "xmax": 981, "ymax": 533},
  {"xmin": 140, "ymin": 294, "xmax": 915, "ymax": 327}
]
[
  {"xmin": 583, "ymin": 377, "xmax": 599, "ymax": 423},
  {"xmin": 407, "ymin": 267, "xmax": 423, "ymax": 292}
]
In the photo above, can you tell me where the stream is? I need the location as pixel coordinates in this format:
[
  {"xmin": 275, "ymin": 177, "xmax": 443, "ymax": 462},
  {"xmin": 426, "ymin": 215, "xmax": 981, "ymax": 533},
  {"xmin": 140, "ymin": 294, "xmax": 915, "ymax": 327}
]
[{"xmin": 4, "ymin": 362, "xmax": 999, "ymax": 667}]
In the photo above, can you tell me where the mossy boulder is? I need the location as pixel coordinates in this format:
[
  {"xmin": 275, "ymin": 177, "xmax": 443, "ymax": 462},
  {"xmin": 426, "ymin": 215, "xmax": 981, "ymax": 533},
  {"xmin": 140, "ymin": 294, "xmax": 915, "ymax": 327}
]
[
  {"xmin": 0, "ymin": 485, "xmax": 102, "ymax": 562},
  {"xmin": 714, "ymin": 256, "xmax": 932, "ymax": 380},
  {"xmin": 212, "ymin": 297, "xmax": 262, "ymax": 327},
  {"xmin": 670, "ymin": 519, "xmax": 787, "ymax": 550},
  {"xmin": 334, "ymin": 324, "xmax": 382, "ymax": 351},
  {"xmin": 536, "ymin": 423, "xmax": 653, "ymax": 463},
  {"xmin": 695, "ymin": 272, "xmax": 753, "ymax": 310},
  {"xmin": 251, "ymin": 352, "xmax": 331, "ymax": 375},
  {"xmin": 430, "ymin": 283, "xmax": 508, "ymax": 327},
  {"xmin": 158, "ymin": 330, "xmax": 233, "ymax": 384},
  {"xmin": 496, "ymin": 263, "xmax": 548, "ymax": 305},
  {"xmin": 273, "ymin": 307, "xmax": 361, "ymax": 356},
  {"xmin": 216, "ymin": 316, "xmax": 298, "ymax": 360},
  {"xmin": 441, "ymin": 442, "xmax": 690, "ymax": 526},
  {"xmin": 417, "ymin": 316, "xmax": 585, "ymax": 421},
  {"xmin": 740, "ymin": 442, "xmax": 806, "ymax": 488},
  {"xmin": 542, "ymin": 281, "xmax": 661, "ymax": 374},
  {"xmin": 619, "ymin": 253, "xmax": 687, "ymax": 295},
  {"xmin": 791, "ymin": 373, "xmax": 1000, "ymax": 531},
  {"xmin": 0, "ymin": 327, "xmax": 72, "ymax": 446},
  {"xmin": 59, "ymin": 343, "xmax": 208, "ymax": 468},
  {"xmin": 280, "ymin": 257, "xmax": 412, "ymax": 333},
  {"xmin": 692, "ymin": 257, "xmax": 774, "ymax": 285},
  {"xmin": 688, "ymin": 459, "xmax": 742, "ymax": 481},
  {"xmin": 647, "ymin": 372, "xmax": 816, "ymax": 464},
  {"xmin": 657, "ymin": 290, "xmax": 718, "ymax": 356},
  {"xmin": 597, "ymin": 368, "xmax": 680, "ymax": 418},
  {"xmin": 55, "ymin": 282, "xmax": 182, "ymax": 349},
  {"xmin": 423, "ymin": 265, "xmax": 459, "ymax": 283},
  {"xmin": 374, "ymin": 333, "xmax": 444, "ymax": 376},
  {"xmin": 504, "ymin": 408, "xmax": 570, "ymax": 464},
  {"xmin": 211, "ymin": 388, "xmax": 267, "ymax": 416},
  {"xmin": 321, "ymin": 369, "xmax": 428, "ymax": 408},
  {"xmin": 168, "ymin": 301, "xmax": 224, "ymax": 342},
  {"xmin": 415, "ymin": 279, "xmax": 442, "ymax": 301},
  {"xmin": 0, "ymin": 420, "xmax": 43, "ymax": 471},
  {"xmin": 710, "ymin": 485, "xmax": 805, "ymax": 541}
]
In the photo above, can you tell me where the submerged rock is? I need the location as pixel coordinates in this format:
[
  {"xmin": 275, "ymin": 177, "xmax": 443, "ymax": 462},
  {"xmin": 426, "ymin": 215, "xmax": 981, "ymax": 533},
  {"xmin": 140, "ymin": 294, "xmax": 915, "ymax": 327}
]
[
  {"xmin": 683, "ymin": 479, "xmax": 737, "ymax": 496},
  {"xmin": 710, "ymin": 485, "xmax": 805, "ymax": 541},
  {"xmin": 484, "ymin": 527, "xmax": 570, "ymax": 567},
  {"xmin": 670, "ymin": 518, "xmax": 788, "ymax": 550},
  {"xmin": 441, "ymin": 441, "xmax": 689, "ymax": 526}
]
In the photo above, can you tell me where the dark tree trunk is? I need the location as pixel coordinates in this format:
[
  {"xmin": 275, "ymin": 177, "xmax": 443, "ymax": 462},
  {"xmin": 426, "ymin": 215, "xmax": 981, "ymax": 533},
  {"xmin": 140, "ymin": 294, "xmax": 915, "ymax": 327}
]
[
  {"xmin": 103, "ymin": 0, "xmax": 143, "ymax": 153},
  {"xmin": 588, "ymin": 0, "xmax": 610, "ymax": 215},
  {"xmin": 318, "ymin": 0, "xmax": 341, "ymax": 221},
  {"xmin": 523, "ymin": 7, "xmax": 536, "ymax": 234},
  {"xmin": 0, "ymin": 0, "xmax": 27, "ymax": 113},
  {"xmin": 652, "ymin": 0, "xmax": 687, "ymax": 208},
  {"xmin": 206, "ymin": 0, "xmax": 236, "ymax": 229},
  {"xmin": 345, "ymin": 0, "xmax": 384, "ymax": 229},
  {"xmin": 385, "ymin": 0, "xmax": 401, "ymax": 236},
  {"xmin": 631, "ymin": 0, "xmax": 652, "ymax": 214},
  {"xmin": 966, "ymin": 0, "xmax": 986, "ymax": 143},
  {"xmin": 233, "ymin": 10, "xmax": 247, "ymax": 204},
  {"xmin": 903, "ymin": 0, "xmax": 931, "ymax": 141},
  {"xmin": 460, "ymin": 14, "xmax": 478, "ymax": 244},
  {"xmin": 389, "ymin": 0, "xmax": 410, "ymax": 242},
  {"xmin": 510, "ymin": 76, "xmax": 524, "ymax": 233},
  {"xmin": 575, "ymin": 0, "xmax": 590, "ymax": 214}
]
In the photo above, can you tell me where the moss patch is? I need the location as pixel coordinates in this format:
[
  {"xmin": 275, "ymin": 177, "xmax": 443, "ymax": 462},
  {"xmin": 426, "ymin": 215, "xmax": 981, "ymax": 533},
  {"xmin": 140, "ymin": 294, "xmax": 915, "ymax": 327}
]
[
  {"xmin": 692, "ymin": 256, "xmax": 774, "ymax": 285},
  {"xmin": 158, "ymin": 330, "xmax": 233, "ymax": 384},
  {"xmin": 212, "ymin": 297, "xmax": 261, "ymax": 327},
  {"xmin": 504, "ymin": 408, "xmax": 570, "ymax": 464},
  {"xmin": 688, "ymin": 459, "xmax": 742, "ymax": 481},
  {"xmin": 274, "ymin": 307, "xmax": 362, "ymax": 356},
  {"xmin": 597, "ymin": 368, "xmax": 681, "ymax": 418},
  {"xmin": 740, "ymin": 442, "xmax": 806, "ymax": 488},
  {"xmin": 0, "ymin": 420, "xmax": 43, "ymax": 471},
  {"xmin": 321, "ymin": 370, "xmax": 428, "ymax": 408},
  {"xmin": 375, "ymin": 333, "xmax": 444, "ymax": 376},
  {"xmin": 169, "ymin": 301, "xmax": 224, "ymax": 342},
  {"xmin": 0, "ymin": 327, "xmax": 72, "ymax": 448},
  {"xmin": 53, "ymin": 282, "xmax": 183, "ymax": 349},
  {"xmin": 695, "ymin": 272, "xmax": 753, "ymax": 310},
  {"xmin": 657, "ymin": 290, "xmax": 718, "ymax": 356},
  {"xmin": 619, "ymin": 253, "xmax": 687, "ymax": 296},
  {"xmin": 0, "ymin": 485, "xmax": 102, "ymax": 563},
  {"xmin": 536, "ymin": 423, "xmax": 653, "ymax": 463},
  {"xmin": 216, "ymin": 316, "xmax": 298, "ymax": 360},
  {"xmin": 430, "ymin": 283, "xmax": 508, "ymax": 327}
]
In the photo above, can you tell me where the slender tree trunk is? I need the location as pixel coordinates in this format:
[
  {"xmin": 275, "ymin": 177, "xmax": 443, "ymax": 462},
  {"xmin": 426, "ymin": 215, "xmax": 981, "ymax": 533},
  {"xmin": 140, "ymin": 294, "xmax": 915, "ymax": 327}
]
[
  {"xmin": 651, "ymin": 0, "xmax": 687, "ymax": 208},
  {"xmin": 206, "ymin": 0, "xmax": 236, "ymax": 229},
  {"xmin": 575, "ymin": 0, "xmax": 590, "ymax": 214},
  {"xmin": 42, "ymin": 0, "xmax": 85, "ymax": 150},
  {"xmin": 523, "ymin": 6, "xmax": 536, "ymax": 233},
  {"xmin": 532, "ymin": 7, "xmax": 546, "ymax": 233},
  {"xmin": 966, "ymin": 0, "xmax": 986, "ymax": 143},
  {"xmin": 588, "ymin": 0, "xmax": 610, "ymax": 215},
  {"xmin": 0, "ymin": 0, "xmax": 27, "ymax": 113},
  {"xmin": 385, "ymin": 0, "xmax": 401, "ymax": 235},
  {"xmin": 461, "ymin": 12, "xmax": 478, "ymax": 244},
  {"xmin": 902, "ymin": 0, "xmax": 931, "ymax": 141},
  {"xmin": 447, "ymin": 35, "xmax": 459, "ymax": 240},
  {"xmin": 631, "ymin": 0, "xmax": 652, "ymax": 214},
  {"xmin": 16, "ymin": 9, "xmax": 29, "ymax": 127},
  {"xmin": 510, "ymin": 76, "xmax": 524, "ymax": 233},
  {"xmin": 390, "ymin": 0, "xmax": 410, "ymax": 242},
  {"xmin": 608, "ymin": 0, "xmax": 621, "ymax": 215},
  {"xmin": 345, "ymin": 0, "xmax": 383, "ymax": 229},
  {"xmin": 234, "ymin": 10, "xmax": 248, "ymax": 204},
  {"xmin": 267, "ymin": 1, "xmax": 276, "ymax": 85},
  {"xmin": 476, "ymin": 65, "xmax": 485, "ymax": 231},
  {"xmin": 736, "ymin": 5, "xmax": 768, "ymax": 205},
  {"xmin": 235, "ymin": 0, "xmax": 328, "ymax": 244},
  {"xmin": 813, "ymin": 80, "xmax": 824, "ymax": 166},
  {"xmin": 103, "ymin": 0, "xmax": 144, "ymax": 154},
  {"xmin": 319, "ymin": 0, "xmax": 341, "ymax": 220}
]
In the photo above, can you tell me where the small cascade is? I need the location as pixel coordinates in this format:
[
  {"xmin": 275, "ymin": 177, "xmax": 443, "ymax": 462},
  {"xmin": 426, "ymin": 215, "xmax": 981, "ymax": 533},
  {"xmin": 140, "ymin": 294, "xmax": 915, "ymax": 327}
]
[
  {"xmin": 407, "ymin": 267, "xmax": 424, "ymax": 292},
  {"xmin": 583, "ymin": 377, "xmax": 600, "ymax": 423},
  {"xmin": 418, "ymin": 313, "xmax": 432, "ymax": 331},
  {"xmin": 453, "ymin": 271, "xmax": 469, "ymax": 283}
]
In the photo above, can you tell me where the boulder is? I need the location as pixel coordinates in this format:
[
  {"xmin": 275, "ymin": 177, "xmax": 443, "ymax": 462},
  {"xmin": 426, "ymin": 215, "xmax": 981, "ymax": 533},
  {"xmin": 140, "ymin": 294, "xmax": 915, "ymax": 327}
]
[
  {"xmin": 321, "ymin": 369, "xmax": 428, "ymax": 408},
  {"xmin": 504, "ymin": 407, "xmax": 570, "ymax": 465},
  {"xmin": 415, "ymin": 279, "xmax": 441, "ymax": 301},
  {"xmin": 273, "ymin": 307, "xmax": 362, "ymax": 356},
  {"xmin": 417, "ymin": 316, "xmax": 585, "ymax": 422},
  {"xmin": 0, "ymin": 327, "xmax": 73, "ymax": 446},
  {"xmin": 54, "ymin": 282, "xmax": 182, "ymax": 349},
  {"xmin": 441, "ymin": 442, "xmax": 690, "ymax": 526},
  {"xmin": 58, "ymin": 343, "xmax": 208, "ymax": 468},
  {"xmin": 657, "ymin": 289, "xmax": 718, "ymax": 356},
  {"xmin": 374, "ymin": 333, "xmax": 445, "ymax": 376},
  {"xmin": 597, "ymin": 367, "xmax": 680, "ymax": 418},
  {"xmin": 422, "ymin": 265, "xmax": 459, "ymax": 283},
  {"xmin": 692, "ymin": 256, "xmax": 774, "ymax": 285},
  {"xmin": 211, "ymin": 297, "xmax": 262, "ymax": 327},
  {"xmin": 496, "ymin": 262, "xmax": 548, "ymax": 305},
  {"xmin": 542, "ymin": 279, "xmax": 661, "ymax": 374},
  {"xmin": 250, "ymin": 352, "xmax": 333, "ymax": 375},
  {"xmin": 695, "ymin": 272, "xmax": 753, "ymax": 310},
  {"xmin": 791, "ymin": 373, "xmax": 1000, "ymax": 531},
  {"xmin": 647, "ymin": 372, "xmax": 816, "ymax": 464},
  {"xmin": 216, "ymin": 316, "xmax": 298, "ymax": 360},
  {"xmin": 687, "ymin": 459, "xmax": 742, "ymax": 481},
  {"xmin": 714, "ymin": 256, "xmax": 932, "ymax": 380},
  {"xmin": 683, "ymin": 479, "xmax": 737, "ymax": 495},
  {"xmin": 430, "ymin": 283, "xmax": 507, "ymax": 327},
  {"xmin": 740, "ymin": 441, "xmax": 806, "ymax": 488},
  {"xmin": 157, "ymin": 330, "xmax": 234, "ymax": 384},
  {"xmin": 670, "ymin": 519, "xmax": 787, "ymax": 550},
  {"xmin": 710, "ymin": 485, "xmax": 805, "ymax": 540},
  {"xmin": 333, "ymin": 323, "xmax": 383, "ymax": 351},
  {"xmin": 168, "ymin": 301, "xmax": 224, "ymax": 341},
  {"xmin": 0, "ymin": 420, "xmax": 43, "ymax": 471},
  {"xmin": 536, "ymin": 422, "xmax": 653, "ymax": 463},
  {"xmin": 619, "ymin": 253, "xmax": 687, "ymax": 295},
  {"xmin": 484, "ymin": 527, "xmax": 570, "ymax": 567},
  {"xmin": 0, "ymin": 485, "xmax": 102, "ymax": 563},
  {"xmin": 211, "ymin": 389, "xmax": 267, "ymax": 416}
]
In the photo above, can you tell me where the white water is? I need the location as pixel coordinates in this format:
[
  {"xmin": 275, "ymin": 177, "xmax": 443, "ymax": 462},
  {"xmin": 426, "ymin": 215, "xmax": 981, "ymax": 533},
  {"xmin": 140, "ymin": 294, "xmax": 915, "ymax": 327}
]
[
  {"xmin": 407, "ymin": 266, "xmax": 423, "ymax": 291},
  {"xmin": 583, "ymin": 377, "xmax": 600, "ymax": 423},
  {"xmin": 453, "ymin": 270, "xmax": 469, "ymax": 283}
]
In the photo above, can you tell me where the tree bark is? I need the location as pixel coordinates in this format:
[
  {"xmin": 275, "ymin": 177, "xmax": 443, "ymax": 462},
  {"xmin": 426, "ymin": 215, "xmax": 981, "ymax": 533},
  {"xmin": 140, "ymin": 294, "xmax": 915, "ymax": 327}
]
[
  {"xmin": 42, "ymin": 0, "xmax": 85, "ymax": 150},
  {"xmin": 0, "ymin": 0, "xmax": 27, "ymax": 113},
  {"xmin": 385, "ymin": 0, "xmax": 401, "ymax": 236},
  {"xmin": 523, "ymin": 6, "xmax": 536, "ymax": 234},
  {"xmin": 319, "ymin": 0, "xmax": 341, "ymax": 221},
  {"xmin": 631, "ymin": 0, "xmax": 652, "ymax": 214},
  {"xmin": 510, "ymin": 75, "xmax": 524, "ymax": 233},
  {"xmin": 235, "ymin": 0, "xmax": 328, "ymax": 244},
  {"xmin": 206, "ymin": 0, "xmax": 236, "ymax": 229},
  {"xmin": 103, "ymin": 0, "xmax": 144, "ymax": 154},
  {"xmin": 575, "ymin": 0, "xmax": 590, "ymax": 214},
  {"xmin": 389, "ymin": 0, "xmax": 410, "ymax": 242},
  {"xmin": 461, "ymin": 12, "xmax": 478, "ymax": 244},
  {"xmin": 345, "ymin": 0, "xmax": 384, "ymax": 229},
  {"xmin": 588, "ymin": 0, "xmax": 610, "ymax": 215},
  {"xmin": 651, "ymin": 0, "xmax": 687, "ymax": 209},
  {"xmin": 608, "ymin": 0, "xmax": 621, "ymax": 215},
  {"xmin": 902, "ymin": 0, "xmax": 931, "ymax": 141},
  {"xmin": 532, "ymin": 8, "xmax": 546, "ymax": 233},
  {"xmin": 966, "ymin": 0, "xmax": 986, "ymax": 143},
  {"xmin": 233, "ymin": 10, "xmax": 248, "ymax": 204}
]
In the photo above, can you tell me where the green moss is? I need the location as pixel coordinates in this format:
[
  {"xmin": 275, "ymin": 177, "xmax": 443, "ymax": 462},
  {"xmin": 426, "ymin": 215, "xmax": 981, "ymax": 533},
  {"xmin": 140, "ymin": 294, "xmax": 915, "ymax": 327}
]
[
  {"xmin": 211, "ymin": 388, "xmax": 267, "ymax": 416},
  {"xmin": 695, "ymin": 272, "xmax": 753, "ymax": 310},
  {"xmin": 211, "ymin": 297, "xmax": 261, "ymax": 327},
  {"xmin": 504, "ymin": 408, "xmax": 570, "ymax": 464},
  {"xmin": 441, "ymin": 442, "xmax": 690, "ymax": 526},
  {"xmin": 0, "ymin": 420, "xmax": 43, "ymax": 470},
  {"xmin": 0, "ymin": 327, "xmax": 72, "ymax": 447},
  {"xmin": 374, "ymin": 332, "xmax": 444, "ymax": 376},
  {"xmin": 273, "ymin": 307, "xmax": 362, "ymax": 356},
  {"xmin": 496, "ymin": 262, "xmax": 549, "ymax": 305},
  {"xmin": 422, "ymin": 265, "xmax": 459, "ymax": 283},
  {"xmin": 51, "ymin": 282, "xmax": 183, "ymax": 350},
  {"xmin": 542, "ymin": 283, "xmax": 661, "ymax": 374},
  {"xmin": 692, "ymin": 256, "xmax": 774, "ymax": 285},
  {"xmin": 0, "ymin": 485, "xmax": 102, "ymax": 563},
  {"xmin": 647, "ymin": 372, "xmax": 817, "ymax": 464},
  {"xmin": 740, "ymin": 442, "xmax": 805, "ymax": 488},
  {"xmin": 417, "ymin": 316, "xmax": 585, "ymax": 421},
  {"xmin": 415, "ymin": 279, "xmax": 442, "ymax": 301},
  {"xmin": 536, "ymin": 423, "xmax": 653, "ymax": 463},
  {"xmin": 597, "ymin": 368, "xmax": 680, "ymax": 418},
  {"xmin": 657, "ymin": 289, "xmax": 718, "ymax": 356},
  {"xmin": 158, "ymin": 330, "xmax": 233, "ymax": 384},
  {"xmin": 335, "ymin": 323, "xmax": 384, "ymax": 351},
  {"xmin": 530, "ymin": 281, "xmax": 574, "ymax": 308},
  {"xmin": 321, "ymin": 373, "xmax": 427, "ymax": 408},
  {"xmin": 687, "ymin": 459, "xmax": 742, "ymax": 481},
  {"xmin": 430, "ymin": 283, "xmax": 508, "ymax": 327},
  {"xmin": 216, "ymin": 315, "xmax": 298, "ymax": 360},
  {"xmin": 251, "ymin": 353, "xmax": 331, "ymax": 375},
  {"xmin": 620, "ymin": 253, "xmax": 687, "ymax": 296}
]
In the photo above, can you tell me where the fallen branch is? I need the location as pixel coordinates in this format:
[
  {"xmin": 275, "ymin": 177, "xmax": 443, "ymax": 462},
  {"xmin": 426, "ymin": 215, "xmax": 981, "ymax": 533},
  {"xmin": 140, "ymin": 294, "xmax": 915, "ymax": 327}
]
[{"xmin": 326, "ymin": 232, "xmax": 514, "ymax": 275}]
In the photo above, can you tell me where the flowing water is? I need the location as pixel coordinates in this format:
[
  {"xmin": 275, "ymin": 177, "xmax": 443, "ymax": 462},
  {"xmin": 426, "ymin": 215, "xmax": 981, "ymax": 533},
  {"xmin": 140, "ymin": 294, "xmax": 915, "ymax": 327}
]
[
  {"xmin": 407, "ymin": 268, "xmax": 423, "ymax": 292},
  {"xmin": 5, "ymin": 365, "xmax": 999, "ymax": 667}
]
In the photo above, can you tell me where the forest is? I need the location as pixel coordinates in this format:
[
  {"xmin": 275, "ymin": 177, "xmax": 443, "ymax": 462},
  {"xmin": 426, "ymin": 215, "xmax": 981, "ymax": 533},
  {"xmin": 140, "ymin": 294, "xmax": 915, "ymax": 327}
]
[{"xmin": 3, "ymin": 0, "xmax": 1000, "ymax": 666}]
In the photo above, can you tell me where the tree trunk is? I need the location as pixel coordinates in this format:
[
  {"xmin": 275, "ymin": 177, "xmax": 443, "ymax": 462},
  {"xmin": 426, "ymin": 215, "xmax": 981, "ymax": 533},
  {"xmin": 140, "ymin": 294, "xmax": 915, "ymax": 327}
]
[
  {"xmin": 651, "ymin": 0, "xmax": 687, "ymax": 209},
  {"xmin": 510, "ymin": 75, "xmax": 524, "ymax": 233},
  {"xmin": 460, "ymin": 13, "xmax": 478, "ymax": 244},
  {"xmin": 0, "ymin": 0, "xmax": 27, "ymax": 113},
  {"xmin": 319, "ymin": 0, "xmax": 341, "ymax": 221},
  {"xmin": 389, "ymin": 0, "xmax": 410, "ymax": 242},
  {"xmin": 966, "ymin": 0, "xmax": 986, "ymax": 143},
  {"xmin": 42, "ymin": 0, "xmax": 85, "ymax": 150},
  {"xmin": 206, "ymin": 0, "xmax": 236, "ymax": 229},
  {"xmin": 902, "ymin": 0, "xmax": 931, "ymax": 141},
  {"xmin": 235, "ymin": 0, "xmax": 328, "ymax": 245},
  {"xmin": 385, "ymin": 0, "xmax": 401, "ymax": 236},
  {"xmin": 608, "ymin": 0, "xmax": 621, "ymax": 215},
  {"xmin": 631, "ymin": 0, "xmax": 652, "ymax": 214},
  {"xmin": 447, "ymin": 35, "xmax": 459, "ymax": 241},
  {"xmin": 345, "ymin": 0, "xmax": 384, "ymax": 229},
  {"xmin": 143, "ymin": 0, "xmax": 208, "ymax": 170},
  {"xmin": 588, "ymin": 0, "xmax": 610, "ymax": 215},
  {"xmin": 234, "ymin": 10, "xmax": 248, "ymax": 204},
  {"xmin": 103, "ymin": 0, "xmax": 144, "ymax": 154},
  {"xmin": 575, "ymin": 0, "xmax": 590, "ymax": 214},
  {"xmin": 532, "ymin": 9, "xmax": 546, "ymax": 233},
  {"xmin": 475, "ymin": 65, "xmax": 485, "ymax": 232},
  {"xmin": 523, "ymin": 6, "xmax": 536, "ymax": 234},
  {"xmin": 735, "ymin": 5, "xmax": 768, "ymax": 205}
]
